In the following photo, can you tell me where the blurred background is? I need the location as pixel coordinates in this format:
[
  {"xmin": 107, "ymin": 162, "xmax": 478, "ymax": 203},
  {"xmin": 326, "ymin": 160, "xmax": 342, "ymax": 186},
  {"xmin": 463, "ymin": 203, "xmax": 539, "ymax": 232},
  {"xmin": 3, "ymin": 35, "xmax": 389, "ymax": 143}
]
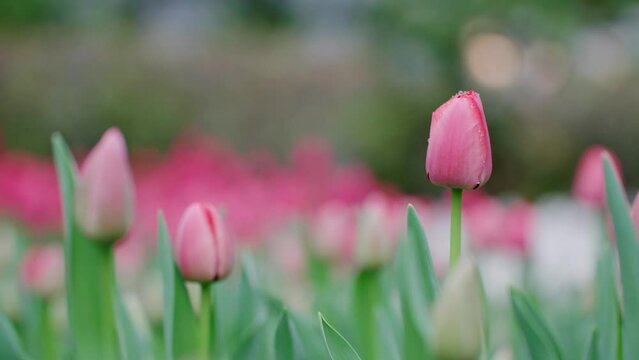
[{"xmin": 2, "ymin": 0, "xmax": 639, "ymax": 197}]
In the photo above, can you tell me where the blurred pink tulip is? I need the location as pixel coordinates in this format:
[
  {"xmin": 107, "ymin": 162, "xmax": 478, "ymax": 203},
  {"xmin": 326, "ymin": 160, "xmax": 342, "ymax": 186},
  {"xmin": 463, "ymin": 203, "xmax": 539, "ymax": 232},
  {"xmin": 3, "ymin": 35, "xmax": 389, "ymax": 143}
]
[
  {"xmin": 0, "ymin": 153, "xmax": 60, "ymax": 232},
  {"xmin": 572, "ymin": 145, "xmax": 622, "ymax": 208},
  {"xmin": 426, "ymin": 91, "xmax": 492, "ymax": 190},
  {"xmin": 502, "ymin": 201, "xmax": 535, "ymax": 254},
  {"xmin": 20, "ymin": 244, "xmax": 65, "ymax": 297},
  {"xmin": 75, "ymin": 128, "xmax": 135, "ymax": 241},
  {"xmin": 174, "ymin": 203, "xmax": 234, "ymax": 282},
  {"xmin": 311, "ymin": 202, "xmax": 357, "ymax": 264},
  {"xmin": 465, "ymin": 194, "xmax": 534, "ymax": 254}
]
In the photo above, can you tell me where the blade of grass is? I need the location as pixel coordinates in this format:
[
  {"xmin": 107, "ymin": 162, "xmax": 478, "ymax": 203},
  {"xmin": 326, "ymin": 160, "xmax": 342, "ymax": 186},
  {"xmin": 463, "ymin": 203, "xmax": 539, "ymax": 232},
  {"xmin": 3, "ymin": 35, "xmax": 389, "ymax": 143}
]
[{"xmin": 603, "ymin": 157, "xmax": 639, "ymax": 359}]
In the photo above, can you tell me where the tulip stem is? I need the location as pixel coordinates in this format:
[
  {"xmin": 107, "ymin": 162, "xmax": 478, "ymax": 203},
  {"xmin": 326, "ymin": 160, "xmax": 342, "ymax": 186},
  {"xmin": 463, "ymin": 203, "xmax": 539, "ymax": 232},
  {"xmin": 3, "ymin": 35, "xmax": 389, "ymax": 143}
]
[
  {"xmin": 199, "ymin": 283, "xmax": 212, "ymax": 360},
  {"xmin": 354, "ymin": 269, "xmax": 381, "ymax": 360},
  {"xmin": 450, "ymin": 188, "xmax": 463, "ymax": 269}
]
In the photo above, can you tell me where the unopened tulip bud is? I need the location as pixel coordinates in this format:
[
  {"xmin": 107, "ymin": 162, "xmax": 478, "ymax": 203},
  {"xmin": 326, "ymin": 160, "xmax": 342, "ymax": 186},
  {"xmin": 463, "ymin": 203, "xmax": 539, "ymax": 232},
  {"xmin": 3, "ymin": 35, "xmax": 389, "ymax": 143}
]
[
  {"xmin": 426, "ymin": 91, "xmax": 492, "ymax": 190},
  {"xmin": 354, "ymin": 194, "xmax": 400, "ymax": 269},
  {"xmin": 572, "ymin": 145, "xmax": 622, "ymax": 208},
  {"xmin": 75, "ymin": 128, "xmax": 135, "ymax": 241},
  {"xmin": 20, "ymin": 244, "xmax": 65, "ymax": 298},
  {"xmin": 174, "ymin": 203, "xmax": 234, "ymax": 282},
  {"xmin": 432, "ymin": 259, "xmax": 484, "ymax": 360}
]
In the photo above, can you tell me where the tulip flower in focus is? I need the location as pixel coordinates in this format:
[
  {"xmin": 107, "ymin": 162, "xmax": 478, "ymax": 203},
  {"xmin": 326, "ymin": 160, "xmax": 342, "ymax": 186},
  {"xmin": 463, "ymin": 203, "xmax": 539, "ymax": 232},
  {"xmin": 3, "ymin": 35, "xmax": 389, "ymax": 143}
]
[
  {"xmin": 75, "ymin": 128, "xmax": 135, "ymax": 242},
  {"xmin": 354, "ymin": 194, "xmax": 401, "ymax": 269},
  {"xmin": 572, "ymin": 145, "xmax": 622, "ymax": 208},
  {"xmin": 432, "ymin": 259, "xmax": 484, "ymax": 360},
  {"xmin": 20, "ymin": 244, "xmax": 65, "ymax": 298},
  {"xmin": 425, "ymin": 90, "xmax": 492, "ymax": 190},
  {"xmin": 174, "ymin": 202, "xmax": 234, "ymax": 282},
  {"xmin": 426, "ymin": 90, "xmax": 492, "ymax": 268}
]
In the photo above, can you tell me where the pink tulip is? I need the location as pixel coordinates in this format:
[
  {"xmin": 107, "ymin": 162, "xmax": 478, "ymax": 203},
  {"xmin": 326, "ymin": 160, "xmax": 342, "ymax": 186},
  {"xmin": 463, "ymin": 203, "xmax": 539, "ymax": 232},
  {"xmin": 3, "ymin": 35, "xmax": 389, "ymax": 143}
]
[
  {"xmin": 502, "ymin": 201, "xmax": 534, "ymax": 254},
  {"xmin": 426, "ymin": 91, "xmax": 492, "ymax": 190},
  {"xmin": 75, "ymin": 128, "xmax": 135, "ymax": 241},
  {"xmin": 311, "ymin": 202, "xmax": 357, "ymax": 264},
  {"xmin": 572, "ymin": 145, "xmax": 622, "ymax": 208},
  {"xmin": 20, "ymin": 244, "xmax": 65, "ymax": 297},
  {"xmin": 174, "ymin": 203, "xmax": 234, "ymax": 282}
]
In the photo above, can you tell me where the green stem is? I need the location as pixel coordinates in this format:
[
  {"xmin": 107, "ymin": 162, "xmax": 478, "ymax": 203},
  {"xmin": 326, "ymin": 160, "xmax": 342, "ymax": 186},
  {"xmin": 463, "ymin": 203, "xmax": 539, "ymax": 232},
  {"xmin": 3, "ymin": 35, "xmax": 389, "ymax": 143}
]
[
  {"xmin": 199, "ymin": 283, "xmax": 212, "ymax": 360},
  {"xmin": 354, "ymin": 269, "xmax": 381, "ymax": 360},
  {"xmin": 102, "ymin": 246, "xmax": 118, "ymax": 360},
  {"xmin": 450, "ymin": 188, "xmax": 463, "ymax": 269},
  {"xmin": 40, "ymin": 300, "xmax": 55, "ymax": 360}
]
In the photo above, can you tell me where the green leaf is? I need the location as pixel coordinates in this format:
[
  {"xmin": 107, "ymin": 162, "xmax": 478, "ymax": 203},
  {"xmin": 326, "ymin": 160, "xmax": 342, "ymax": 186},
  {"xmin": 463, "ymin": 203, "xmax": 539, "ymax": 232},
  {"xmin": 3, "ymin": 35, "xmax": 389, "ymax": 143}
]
[
  {"xmin": 52, "ymin": 133, "xmax": 119, "ymax": 360},
  {"xmin": 288, "ymin": 313, "xmax": 327, "ymax": 359},
  {"xmin": 603, "ymin": 157, "xmax": 639, "ymax": 359},
  {"xmin": 405, "ymin": 205, "xmax": 439, "ymax": 303},
  {"xmin": 275, "ymin": 310, "xmax": 305, "ymax": 360},
  {"xmin": 115, "ymin": 293, "xmax": 153, "ymax": 360},
  {"xmin": 511, "ymin": 292, "xmax": 558, "ymax": 356},
  {"xmin": 395, "ymin": 205, "xmax": 438, "ymax": 359},
  {"xmin": 0, "ymin": 310, "xmax": 30, "ymax": 360},
  {"xmin": 510, "ymin": 289, "xmax": 563, "ymax": 360},
  {"xmin": 23, "ymin": 295, "xmax": 55, "ymax": 360},
  {"xmin": 584, "ymin": 327, "xmax": 598, "ymax": 360},
  {"xmin": 228, "ymin": 315, "xmax": 272, "ymax": 360},
  {"xmin": 594, "ymin": 244, "xmax": 620, "ymax": 360},
  {"xmin": 158, "ymin": 213, "xmax": 198, "ymax": 359},
  {"xmin": 319, "ymin": 313, "xmax": 362, "ymax": 360}
]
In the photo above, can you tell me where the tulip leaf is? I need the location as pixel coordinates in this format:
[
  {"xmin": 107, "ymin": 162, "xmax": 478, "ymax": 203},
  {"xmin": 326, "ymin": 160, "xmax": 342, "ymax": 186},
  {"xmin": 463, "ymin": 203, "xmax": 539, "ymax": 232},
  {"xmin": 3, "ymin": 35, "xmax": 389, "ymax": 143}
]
[
  {"xmin": 603, "ymin": 157, "xmax": 639, "ymax": 359},
  {"xmin": 395, "ymin": 205, "xmax": 438, "ymax": 359},
  {"xmin": 510, "ymin": 289, "xmax": 563, "ymax": 360},
  {"xmin": 227, "ymin": 315, "xmax": 272, "ymax": 360},
  {"xmin": 23, "ymin": 295, "xmax": 55, "ymax": 360},
  {"xmin": 52, "ymin": 133, "xmax": 119, "ymax": 360},
  {"xmin": 274, "ymin": 310, "xmax": 305, "ymax": 360},
  {"xmin": 158, "ymin": 213, "xmax": 198, "ymax": 359},
  {"xmin": 0, "ymin": 310, "xmax": 30, "ymax": 360},
  {"xmin": 319, "ymin": 313, "xmax": 362, "ymax": 360},
  {"xmin": 115, "ymin": 293, "xmax": 154, "ymax": 360},
  {"xmin": 594, "ymin": 244, "xmax": 620, "ymax": 360},
  {"xmin": 584, "ymin": 327, "xmax": 598, "ymax": 360}
]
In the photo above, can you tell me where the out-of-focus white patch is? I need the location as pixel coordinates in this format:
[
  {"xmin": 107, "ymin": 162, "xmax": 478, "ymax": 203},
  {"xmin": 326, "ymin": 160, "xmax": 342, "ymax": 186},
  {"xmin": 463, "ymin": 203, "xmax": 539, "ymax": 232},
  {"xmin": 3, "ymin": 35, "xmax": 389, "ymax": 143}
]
[
  {"xmin": 123, "ymin": 293, "xmax": 154, "ymax": 356},
  {"xmin": 530, "ymin": 196, "xmax": 598, "ymax": 300},
  {"xmin": 492, "ymin": 346, "xmax": 514, "ymax": 360},
  {"xmin": 478, "ymin": 250, "xmax": 524, "ymax": 305},
  {"xmin": 138, "ymin": 271, "xmax": 164, "ymax": 323},
  {"xmin": 421, "ymin": 203, "xmax": 469, "ymax": 277}
]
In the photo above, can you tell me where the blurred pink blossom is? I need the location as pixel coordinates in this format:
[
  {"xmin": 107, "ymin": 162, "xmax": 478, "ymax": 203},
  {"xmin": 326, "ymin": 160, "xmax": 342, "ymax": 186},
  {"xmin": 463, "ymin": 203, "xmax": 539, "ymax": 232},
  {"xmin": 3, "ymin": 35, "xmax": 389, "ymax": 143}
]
[{"xmin": 573, "ymin": 145, "xmax": 622, "ymax": 208}]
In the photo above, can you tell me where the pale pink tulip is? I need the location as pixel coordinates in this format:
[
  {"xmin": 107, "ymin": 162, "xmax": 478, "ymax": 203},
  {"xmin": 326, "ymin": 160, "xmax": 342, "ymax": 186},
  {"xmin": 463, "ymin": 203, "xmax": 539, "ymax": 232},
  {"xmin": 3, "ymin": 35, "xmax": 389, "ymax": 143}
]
[
  {"xmin": 311, "ymin": 202, "xmax": 357, "ymax": 264},
  {"xmin": 174, "ymin": 203, "xmax": 234, "ymax": 282},
  {"xmin": 75, "ymin": 128, "xmax": 135, "ymax": 241},
  {"xmin": 426, "ymin": 90, "xmax": 492, "ymax": 190},
  {"xmin": 20, "ymin": 244, "xmax": 64, "ymax": 297},
  {"xmin": 572, "ymin": 145, "xmax": 622, "ymax": 208},
  {"xmin": 354, "ymin": 193, "xmax": 402, "ymax": 269}
]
